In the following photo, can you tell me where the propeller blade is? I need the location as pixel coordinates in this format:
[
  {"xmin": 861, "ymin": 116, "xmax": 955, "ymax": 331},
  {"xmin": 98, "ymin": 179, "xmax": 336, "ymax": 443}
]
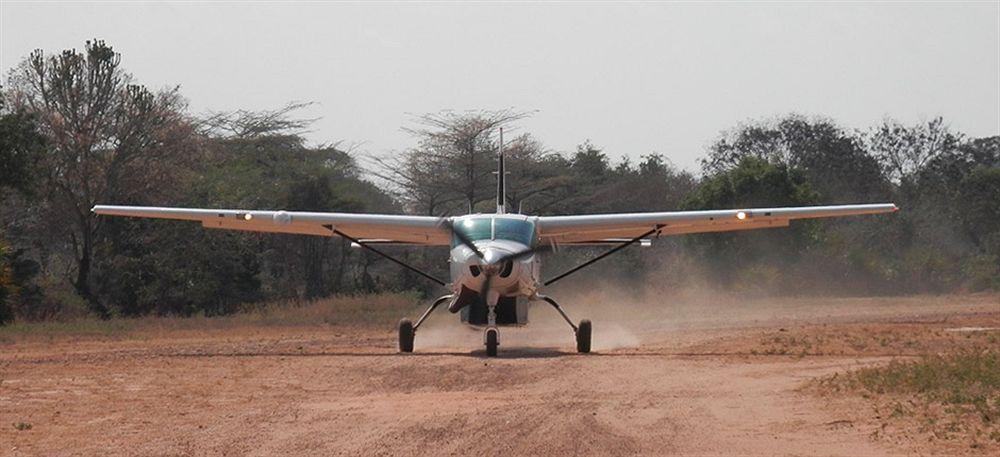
[
  {"xmin": 479, "ymin": 273, "xmax": 493, "ymax": 310},
  {"xmin": 493, "ymin": 243, "xmax": 553, "ymax": 264},
  {"xmin": 438, "ymin": 217, "xmax": 485, "ymax": 259}
]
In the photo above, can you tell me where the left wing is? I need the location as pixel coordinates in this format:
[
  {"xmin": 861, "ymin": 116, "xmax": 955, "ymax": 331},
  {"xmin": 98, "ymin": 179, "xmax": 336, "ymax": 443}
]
[
  {"xmin": 536, "ymin": 203, "xmax": 898, "ymax": 244},
  {"xmin": 92, "ymin": 205, "xmax": 449, "ymax": 245}
]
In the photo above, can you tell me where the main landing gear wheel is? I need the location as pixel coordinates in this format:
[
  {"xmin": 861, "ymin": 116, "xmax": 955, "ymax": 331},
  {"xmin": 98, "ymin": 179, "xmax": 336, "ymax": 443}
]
[
  {"xmin": 398, "ymin": 318, "xmax": 414, "ymax": 353},
  {"xmin": 576, "ymin": 319, "xmax": 592, "ymax": 353},
  {"xmin": 485, "ymin": 327, "xmax": 499, "ymax": 357}
]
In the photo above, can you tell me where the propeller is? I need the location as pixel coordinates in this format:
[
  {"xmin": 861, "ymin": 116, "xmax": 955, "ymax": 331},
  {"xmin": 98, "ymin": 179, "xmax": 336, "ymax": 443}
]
[
  {"xmin": 471, "ymin": 243, "xmax": 553, "ymax": 311},
  {"xmin": 437, "ymin": 216, "xmax": 552, "ymax": 313}
]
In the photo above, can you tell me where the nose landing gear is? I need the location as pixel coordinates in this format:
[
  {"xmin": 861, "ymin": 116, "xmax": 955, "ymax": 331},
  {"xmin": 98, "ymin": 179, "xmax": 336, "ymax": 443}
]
[
  {"xmin": 483, "ymin": 290, "xmax": 500, "ymax": 356},
  {"xmin": 484, "ymin": 327, "xmax": 499, "ymax": 357}
]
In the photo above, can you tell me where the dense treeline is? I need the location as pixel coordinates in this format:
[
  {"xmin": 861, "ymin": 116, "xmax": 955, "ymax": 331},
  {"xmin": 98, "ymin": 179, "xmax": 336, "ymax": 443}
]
[{"xmin": 1, "ymin": 41, "xmax": 997, "ymax": 324}]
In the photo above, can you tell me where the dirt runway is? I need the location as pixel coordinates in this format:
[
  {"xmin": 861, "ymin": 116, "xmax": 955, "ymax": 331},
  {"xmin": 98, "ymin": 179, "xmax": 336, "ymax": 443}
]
[{"xmin": 2, "ymin": 294, "xmax": 997, "ymax": 456}]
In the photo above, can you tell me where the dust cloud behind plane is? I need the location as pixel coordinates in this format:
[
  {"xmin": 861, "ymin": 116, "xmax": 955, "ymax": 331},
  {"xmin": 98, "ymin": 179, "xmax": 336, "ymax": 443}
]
[{"xmin": 2, "ymin": 2, "xmax": 997, "ymax": 171}]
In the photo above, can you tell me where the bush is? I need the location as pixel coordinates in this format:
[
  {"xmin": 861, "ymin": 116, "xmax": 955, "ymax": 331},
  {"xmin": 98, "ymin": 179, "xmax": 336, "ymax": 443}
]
[
  {"xmin": 963, "ymin": 254, "xmax": 1000, "ymax": 292},
  {"xmin": 0, "ymin": 240, "xmax": 43, "ymax": 325}
]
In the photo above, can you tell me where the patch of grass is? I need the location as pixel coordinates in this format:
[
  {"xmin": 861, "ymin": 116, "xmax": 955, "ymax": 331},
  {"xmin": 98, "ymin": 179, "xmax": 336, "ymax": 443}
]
[
  {"xmin": 849, "ymin": 351, "xmax": 1000, "ymax": 422},
  {"xmin": 815, "ymin": 350, "xmax": 1000, "ymax": 449},
  {"xmin": 0, "ymin": 292, "xmax": 423, "ymax": 343},
  {"xmin": 233, "ymin": 292, "xmax": 422, "ymax": 327},
  {"xmin": 752, "ymin": 333, "xmax": 818, "ymax": 356},
  {"xmin": 743, "ymin": 323, "xmax": 999, "ymax": 358},
  {"xmin": 13, "ymin": 422, "xmax": 32, "ymax": 431},
  {"xmin": 0, "ymin": 318, "xmax": 138, "ymax": 340}
]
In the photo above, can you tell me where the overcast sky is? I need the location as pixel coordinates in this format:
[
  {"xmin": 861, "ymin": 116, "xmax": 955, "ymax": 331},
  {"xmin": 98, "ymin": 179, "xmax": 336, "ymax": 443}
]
[{"xmin": 2, "ymin": 1, "xmax": 998, "ymax": 172}]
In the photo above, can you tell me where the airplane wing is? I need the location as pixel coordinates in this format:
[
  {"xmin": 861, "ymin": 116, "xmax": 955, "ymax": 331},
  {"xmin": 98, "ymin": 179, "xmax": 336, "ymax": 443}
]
[
  {"xmin": 536, "ymin": 203, "xmax": 898, "ymax": 244},
  {"xmin": 92, "ymin": 205, "xmax": 450, "ymax": 245}
]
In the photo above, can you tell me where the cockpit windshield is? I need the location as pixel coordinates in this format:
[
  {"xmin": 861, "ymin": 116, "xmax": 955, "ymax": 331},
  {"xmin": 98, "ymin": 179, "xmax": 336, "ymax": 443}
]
[
  {"xmin": 495, "ymin": 218, "xmax": 536, "ymax": 246},
  {"xmin": 452, "ymin": 218, "xmax": 492, "ymax": 246},
  {"xmin": 450, "ymin": 217, "xmax": 536, "ymax": 248}
]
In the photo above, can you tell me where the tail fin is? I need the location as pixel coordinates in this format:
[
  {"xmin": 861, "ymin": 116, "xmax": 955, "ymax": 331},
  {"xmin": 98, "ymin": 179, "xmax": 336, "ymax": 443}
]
[{"xmin": 496, "ymin": 127, "xmax": 506, "ymax": 214}]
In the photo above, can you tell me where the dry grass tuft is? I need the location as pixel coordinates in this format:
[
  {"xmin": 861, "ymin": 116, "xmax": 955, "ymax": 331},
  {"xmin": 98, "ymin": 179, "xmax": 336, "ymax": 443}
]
[
  {"xmin": 12, "ymin": 422, "xmax": 32, "ymax": 431},
  {"xmin": 814, "ymin": 350, "xmax": 1000, "ymax": 452},
  {"xmin": 0, "ymin": 292, "xmax": 422, "ymax": 344}
]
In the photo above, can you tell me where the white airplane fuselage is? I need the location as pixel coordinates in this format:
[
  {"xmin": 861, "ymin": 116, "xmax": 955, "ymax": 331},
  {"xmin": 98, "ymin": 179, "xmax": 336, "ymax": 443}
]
[{"xmin": 446, "ymin": 214, "xmax": 543, "ymax": 318}]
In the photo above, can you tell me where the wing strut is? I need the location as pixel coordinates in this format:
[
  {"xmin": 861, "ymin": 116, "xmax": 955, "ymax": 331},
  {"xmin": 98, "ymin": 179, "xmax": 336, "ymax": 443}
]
[
  {"xmin": 330, "ymin": 227, "xmax": 447, "ymax": 287},
  {"xmin": 543, "ymin": 226, "xmax": 661, "ymax": 286}
]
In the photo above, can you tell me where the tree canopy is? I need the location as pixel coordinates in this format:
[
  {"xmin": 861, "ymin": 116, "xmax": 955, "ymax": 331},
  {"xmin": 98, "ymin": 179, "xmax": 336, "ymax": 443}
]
[{"xmin": 1, "ymin": 40, "xmax": 997, "ymax": 324}]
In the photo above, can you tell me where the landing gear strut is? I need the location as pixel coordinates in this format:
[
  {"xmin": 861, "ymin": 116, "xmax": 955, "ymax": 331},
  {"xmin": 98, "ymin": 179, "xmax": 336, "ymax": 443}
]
[
  {"xmin": 398, "ymin": 294, "xmax": 454, "ymax": 353},
  {"xmin": 535, "ymin": 294, "xmax": 591, "ymax": 353}
]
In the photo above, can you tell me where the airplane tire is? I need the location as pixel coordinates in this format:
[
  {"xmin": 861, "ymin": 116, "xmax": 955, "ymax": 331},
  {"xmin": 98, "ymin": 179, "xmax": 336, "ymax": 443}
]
[
  {"xmin": 398, "ymin": 318, "xmax": 414, "ymax": 353},
  {"xmin": 576, "ymin": 319, "xmax": 592, "ymax": 353},
  {"xmin": 485, "ymin": 328, "xmax": 498, "ymax": 357}
]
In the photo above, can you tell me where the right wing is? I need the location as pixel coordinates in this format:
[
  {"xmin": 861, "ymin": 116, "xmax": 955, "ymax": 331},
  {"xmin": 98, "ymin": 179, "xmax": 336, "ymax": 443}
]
[
  {"xmin": 92, "ymin": 205, "xmax": 450, "ymax": 245},
  {"xmin": 536, "ymin": 203, "xmax": 898, "ymax": 244}
]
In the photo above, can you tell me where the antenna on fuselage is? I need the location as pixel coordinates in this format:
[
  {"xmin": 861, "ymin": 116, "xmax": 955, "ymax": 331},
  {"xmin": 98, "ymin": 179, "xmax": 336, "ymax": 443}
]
[{"xmin": 496, "ymin": 127, "xmax": 506, "ymax": 214}]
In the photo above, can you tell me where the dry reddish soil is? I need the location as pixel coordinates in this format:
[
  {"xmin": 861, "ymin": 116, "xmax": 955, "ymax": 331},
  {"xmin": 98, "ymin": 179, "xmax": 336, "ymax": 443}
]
[{"xmin": 1, "ymin": 293, "xmax": 997, "ymax": 456}]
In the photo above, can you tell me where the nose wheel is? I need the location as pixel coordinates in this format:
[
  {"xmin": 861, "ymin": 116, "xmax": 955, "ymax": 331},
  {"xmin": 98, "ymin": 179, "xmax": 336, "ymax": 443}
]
[{"xmin": 485, "ymin": 327, "xmax": 499, "ymax": 357}]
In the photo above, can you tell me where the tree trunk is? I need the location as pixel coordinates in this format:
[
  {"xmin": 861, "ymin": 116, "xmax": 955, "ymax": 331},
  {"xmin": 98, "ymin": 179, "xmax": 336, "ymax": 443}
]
[{"xmin": 73, "ymin": 232, "xmax": 104, "ymax": 317}]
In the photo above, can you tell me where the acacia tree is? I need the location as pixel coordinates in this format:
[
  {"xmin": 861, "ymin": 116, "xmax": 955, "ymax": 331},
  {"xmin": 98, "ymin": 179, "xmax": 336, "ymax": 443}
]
[
  {"xmin": 371, "ymin": 109, "xmax": 531, "ymax": 215},
  {"xmin": 369, "ymin": 146, "xmax": 463, "ymax": 216},
  {"xmin": 499, "ymin": 133, "xmax": 572, "ymax": 214},
  {"xmin": 866, "ymin": 117, "xmax": 963, "ymax": 184},
  {"xmin": 4, "ymin": 40, "xmax": 196, "ymax": 312}
]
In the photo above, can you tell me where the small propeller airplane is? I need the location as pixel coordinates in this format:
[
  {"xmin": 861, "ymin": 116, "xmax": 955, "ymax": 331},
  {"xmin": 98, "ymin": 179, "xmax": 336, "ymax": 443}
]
[{"xmin": 94, "ymin": 130, "xmax": 898, "ymax": 356}]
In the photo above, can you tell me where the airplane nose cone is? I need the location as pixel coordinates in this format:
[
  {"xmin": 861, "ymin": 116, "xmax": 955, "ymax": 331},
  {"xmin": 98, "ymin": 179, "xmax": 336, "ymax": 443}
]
[{"xmin": 481, "ymin": 248, "xmax": 501, "ymax": 264}]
